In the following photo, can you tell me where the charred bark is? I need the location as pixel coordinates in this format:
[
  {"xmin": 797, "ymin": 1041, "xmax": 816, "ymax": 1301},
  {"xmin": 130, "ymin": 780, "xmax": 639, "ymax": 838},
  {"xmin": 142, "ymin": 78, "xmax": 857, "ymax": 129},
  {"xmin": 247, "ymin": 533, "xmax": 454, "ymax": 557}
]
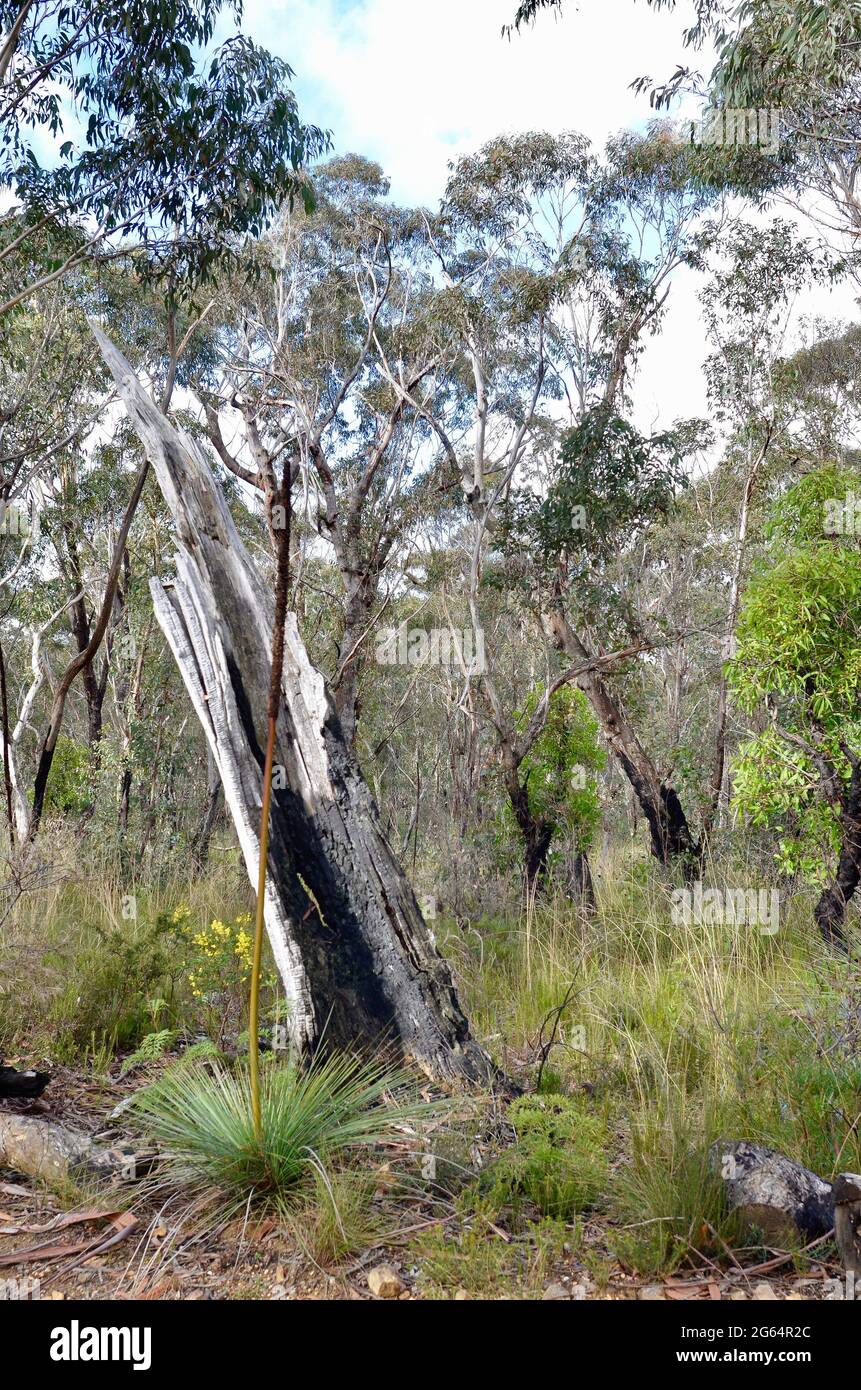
[
  {"xmin": 503, "ymin": 753, "xmax": 554, "ymax": 893},
  {"xmin": 191, "ymin": 750, "xmax": 223, "ymax": 872},
  {"xmin": 710, "ymin": 1139, "xmax": 834, "ymax": 1244},
  {"xmin": 566, "ymin": 847, "xmax": 596, "ymax": 913},
  {"xmin": 543, "ymin": 605, "xmax": 699, "ymax": 871},
  {"xmin": 91, "ymin": 324, "xmax": 494, "ymax": 1088},
  {"xmin": 813, "ymin": 787, "xmax": 861, "ymax": 949}
]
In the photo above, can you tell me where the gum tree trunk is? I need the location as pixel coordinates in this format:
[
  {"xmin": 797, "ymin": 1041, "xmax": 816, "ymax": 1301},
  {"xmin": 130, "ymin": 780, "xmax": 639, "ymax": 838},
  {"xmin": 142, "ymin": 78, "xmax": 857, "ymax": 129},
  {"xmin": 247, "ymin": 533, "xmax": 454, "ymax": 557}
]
[
  {"xmin": 813, "ymin": 769, "xmax": 861, "ymax": 949},
  {"xmin": 91, "ymin": 323, "xmax": 493, "ymax": 1087},
  {"xmin": 542, "ymin": 605, "xmax": 699, "ymax": 868}
]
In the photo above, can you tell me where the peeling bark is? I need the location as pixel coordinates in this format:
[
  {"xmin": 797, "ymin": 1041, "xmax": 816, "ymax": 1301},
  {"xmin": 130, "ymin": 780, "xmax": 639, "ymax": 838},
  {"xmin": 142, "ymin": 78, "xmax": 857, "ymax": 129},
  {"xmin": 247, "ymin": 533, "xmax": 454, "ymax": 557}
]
[{"xmin": 90, "ymin": 323, "xmax": 494, "ymax": 1088}]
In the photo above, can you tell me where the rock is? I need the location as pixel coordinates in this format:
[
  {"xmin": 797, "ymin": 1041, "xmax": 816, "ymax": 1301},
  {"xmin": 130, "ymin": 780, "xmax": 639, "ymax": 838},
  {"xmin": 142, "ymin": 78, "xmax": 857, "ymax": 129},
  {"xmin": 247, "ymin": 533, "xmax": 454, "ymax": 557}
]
[
  {"xmin": 0, "ymin": 1112, "xmax": 155, "ymax": 1188},
  {"xmin": 710, "ymin": 1140, "xmax": 833, "ymax": 1244},
  {"xmin": 367, "ymin": 1264, "xmax": 405, "ymax": 1299},
  {"xmin": 638, "ymin": 1285, "xmax": 665, "ymax": 1300},
  {"xmin": 753, "ymin": 1282, "xmax": 778, "ymax": 1300},
  {"xmin": 454, "ymin": 1288, "xmax": 471, "ymax": 1300},
  {"xmin": 729, "ymin": 1290, "xmax": 748, "ymax": 1300},
  {"xmin": 542, "ymin": 1282, "xmax": 569, "ymax": 1300}
]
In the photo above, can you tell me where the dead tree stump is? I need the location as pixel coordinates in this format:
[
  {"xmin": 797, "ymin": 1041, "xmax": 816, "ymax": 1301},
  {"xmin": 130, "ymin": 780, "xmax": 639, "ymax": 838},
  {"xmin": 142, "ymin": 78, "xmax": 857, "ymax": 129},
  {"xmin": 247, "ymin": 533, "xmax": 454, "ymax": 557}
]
[
  {"xmin": 833, "ymin": 1172, "xmax": 861, "ymax": 1277},
  {"xmin": 710, "ymin": 1139, "xmax": 834, "ymax": 1243}
]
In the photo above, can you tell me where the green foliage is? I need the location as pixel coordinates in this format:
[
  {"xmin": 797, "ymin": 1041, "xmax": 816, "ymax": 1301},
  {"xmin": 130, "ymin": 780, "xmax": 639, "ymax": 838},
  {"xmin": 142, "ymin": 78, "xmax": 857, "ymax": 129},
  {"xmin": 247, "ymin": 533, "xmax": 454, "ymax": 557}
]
[
  {"xmin": 525, "ymin": 408, "xmax": 695, "ymax": 570},
  {"xmin": 511, "ymin": 685, "xmax": 604, "ymax": 850},
  {"xmin": 43, "ymin": 736, "xmax": 91, "ymax": 815},
  {"xmin": 766, "ymin": 464, "xmax": 861, "ymax": 546},
  {"xmin": 45, "ymin": 916, "xmax": 177, "ymax": 1058},
  {"xmin": 729, "ymin": 468, "xmax": 861, "ymax": 880},
  {"xmin": 0, "ymin": 0, "xmax": 329, "ymax": 294},
  {"xmin": 130, "ymin": 1052, "xmax": 433, "ymax": 1212},
  {"xmin": 173, "ymin": 1038, "xmax": 223, "ymax": 1066},
  {"xmin": 478, "ymin": 1093, "xmax": 608, "ymax": 1221},
  {"xmin": 119, "ymin": 1028, "xmax": 177, "ymax": 1076},
  {"xmin": 730, "ymin": 543, "xmax": 861, "ymax": 717}
]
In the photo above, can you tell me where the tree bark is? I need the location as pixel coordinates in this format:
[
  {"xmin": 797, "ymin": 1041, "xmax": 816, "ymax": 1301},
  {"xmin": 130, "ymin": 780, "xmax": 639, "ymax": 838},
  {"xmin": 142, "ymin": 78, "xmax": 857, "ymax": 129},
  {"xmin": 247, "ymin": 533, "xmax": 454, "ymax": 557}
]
[
  {"xmin": 566, "ymin": 847, "xmax": 596, "ymax": 913},
  {"xmin": 811, "ymin": 756, "xmax": 861, "ymax": 948},
  {"xmin": 710, "ymin": 1139, "xmax": 834, "ymax": 1244},
  {"xmin": 191, "ymin": 749, "xmax": 222, "ymax": 871},
  {"xmin": 91, "ymin": 323, "xmax": 493, "ymax": 1087},
  {"xmin": 542, "ymin": 605, "xmax": 699, "ymax": 868},
  {"xmin": 833, "ymin": 1173, "xmax": 861, "ymax": 1279},
  {"xmin": 702, "ymin": 427, "xmax": 772, "ymax": 844}
]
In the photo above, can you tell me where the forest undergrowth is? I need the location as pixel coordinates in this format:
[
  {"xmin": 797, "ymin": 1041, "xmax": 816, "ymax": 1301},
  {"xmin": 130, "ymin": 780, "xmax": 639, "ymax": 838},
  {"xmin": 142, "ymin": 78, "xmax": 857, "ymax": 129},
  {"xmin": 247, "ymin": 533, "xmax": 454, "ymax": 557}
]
[{"xmin": 2, "ymin": 832, "xmax": 857, "ymax": 1298}]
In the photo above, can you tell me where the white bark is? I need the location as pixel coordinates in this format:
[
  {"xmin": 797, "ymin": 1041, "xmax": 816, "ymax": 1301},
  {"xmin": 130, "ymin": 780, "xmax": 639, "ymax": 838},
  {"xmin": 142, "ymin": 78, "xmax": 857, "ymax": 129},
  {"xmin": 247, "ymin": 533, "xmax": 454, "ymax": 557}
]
[
  {"xmin": 150, "ymin": 566, "xmax": 316, "ymax": 1046},
  {"xmin": 90, "ymin": 320, "xmax": 492, "ymax": 1083}
]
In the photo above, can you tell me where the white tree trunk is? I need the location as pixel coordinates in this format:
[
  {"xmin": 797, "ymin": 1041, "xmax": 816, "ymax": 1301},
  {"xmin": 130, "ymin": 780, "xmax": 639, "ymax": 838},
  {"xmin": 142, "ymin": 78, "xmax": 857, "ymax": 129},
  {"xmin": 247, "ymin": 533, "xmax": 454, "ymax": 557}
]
[{"xmin": 91, "ymin": 322, "xmax": 493, "ymax": 1085}]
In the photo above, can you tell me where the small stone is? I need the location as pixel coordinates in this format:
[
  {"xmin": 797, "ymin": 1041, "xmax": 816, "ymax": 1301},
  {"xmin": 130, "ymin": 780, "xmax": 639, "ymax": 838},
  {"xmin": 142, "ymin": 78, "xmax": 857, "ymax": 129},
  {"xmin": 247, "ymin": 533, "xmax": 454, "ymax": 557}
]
[
  {"xmin": 753, "ymin": 1282, "xmax": 778, "ymax": 1300},
  {"xmin": 729, "ymin": 1290, "xmax": 748, "ymax": 1301},
  {"xmin": 367, "ymin": 1264, "xmax": 405, "ymax": 1299},
  {"xmin": 638, "ymin": 1285, "xmax": 665, "ymax": 1300},
  {"xmin": 785, "ymin": 1292, "xmax": 804, "ymax": 1300},
  {"xmin": 454, "ymin": 1288, "xmax": 471, "ymax": 1300},
  {"xmin": 542, "ymin": 1282, "xmax": 569, "ymax": 1300}
]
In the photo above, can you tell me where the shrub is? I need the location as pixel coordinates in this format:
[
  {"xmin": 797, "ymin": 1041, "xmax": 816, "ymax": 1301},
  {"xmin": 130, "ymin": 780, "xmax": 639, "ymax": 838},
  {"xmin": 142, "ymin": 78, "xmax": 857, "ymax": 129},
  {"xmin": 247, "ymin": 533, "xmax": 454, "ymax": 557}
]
[
  {"xmin": 478, "ymin": 1093, "xmax": 608, "ymax": 1221},
  {"xmin": 46, "ymin": 917, "xmax": 177, "ymax": 1057},
  {"xmin": 119, "ymin": 1028, "xmax": 177, "ymax": 1076}
]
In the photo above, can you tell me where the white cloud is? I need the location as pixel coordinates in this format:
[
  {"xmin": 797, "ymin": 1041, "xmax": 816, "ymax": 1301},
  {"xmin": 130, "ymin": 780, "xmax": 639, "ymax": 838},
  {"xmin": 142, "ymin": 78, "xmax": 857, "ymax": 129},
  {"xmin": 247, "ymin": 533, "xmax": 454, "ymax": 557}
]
[
  {"xmin": 243, "ymin": 1, "xmax": 854, "ymax": 438},
  {"xmin": 248, "ymin": 0, "xmax": 700, "ymax": 205}
]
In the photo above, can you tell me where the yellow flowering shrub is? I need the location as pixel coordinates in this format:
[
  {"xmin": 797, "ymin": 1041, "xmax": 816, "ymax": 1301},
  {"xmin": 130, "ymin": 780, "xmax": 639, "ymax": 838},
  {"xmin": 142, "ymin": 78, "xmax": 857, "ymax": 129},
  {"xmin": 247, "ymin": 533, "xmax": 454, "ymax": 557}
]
[
  {"xmin": 168, "ymin": 906, "xmax": 254, "ymax": 1025},
  {"xmin": 166, "ymin": 906, "xmax": 279, "ymax": 1043}
]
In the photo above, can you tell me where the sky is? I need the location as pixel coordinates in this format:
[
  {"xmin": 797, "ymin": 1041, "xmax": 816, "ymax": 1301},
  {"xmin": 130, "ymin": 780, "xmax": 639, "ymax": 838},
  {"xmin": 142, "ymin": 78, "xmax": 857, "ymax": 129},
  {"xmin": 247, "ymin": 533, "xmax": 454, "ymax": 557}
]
[
  {"xmin": 242, "ymin": 0, "xmax": 699, "ymax": 207},
  {"xmin": 236, "ymin": 0, "xmax": 850, "ymax": 437}
]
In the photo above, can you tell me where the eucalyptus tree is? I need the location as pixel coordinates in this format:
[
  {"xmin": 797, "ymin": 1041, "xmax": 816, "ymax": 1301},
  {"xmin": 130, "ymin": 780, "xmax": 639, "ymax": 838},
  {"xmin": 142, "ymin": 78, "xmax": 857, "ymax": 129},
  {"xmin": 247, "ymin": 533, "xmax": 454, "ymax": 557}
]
[
  {"xmin": 199, "ymin": 156, "xmax": 460, "ymax": 745},
  {"xmin": 697, "ymin": 219, "xmax": 834, "ymax": 838},
  {"xmin": 729, "ymin": 466, "xmax": 861, "ymax": 946},
  {"xmin": 0, "ymin": 0, "xmax": 326, "ymax": 316},
  {"xmin": 0, "ymin": 253, "xmax": 111, "ymax": 840},
  {"xmin": 426, "ymin": 127, "xmax": 718, "ymax": 871},
  {"xmin": 0, "ymin": 0, "xmax": 327, "ymax": 837},
  {"xmin": 94, "ymin": 323, "xmax": 494, "ymax": 1085}
]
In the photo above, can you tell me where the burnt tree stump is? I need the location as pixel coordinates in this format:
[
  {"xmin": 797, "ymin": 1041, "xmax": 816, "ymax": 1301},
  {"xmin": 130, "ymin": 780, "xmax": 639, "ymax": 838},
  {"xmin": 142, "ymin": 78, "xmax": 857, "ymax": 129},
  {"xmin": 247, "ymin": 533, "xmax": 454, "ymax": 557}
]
[{"xmin": 833, "ymin": 1172, "xmax": 861, "ymax": 1277}]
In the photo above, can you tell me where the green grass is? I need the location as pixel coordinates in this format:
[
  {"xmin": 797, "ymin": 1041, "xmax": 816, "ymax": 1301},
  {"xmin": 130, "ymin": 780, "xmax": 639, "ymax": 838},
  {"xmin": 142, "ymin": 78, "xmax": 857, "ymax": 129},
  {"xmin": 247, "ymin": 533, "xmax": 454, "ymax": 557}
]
[
  {"xmin": 5, "ymin": 834, "xmax": 861, "ymax": 1287},
  {"xmin": 440, "ymin": 845, "xmax": 861, "ymax": 1277},
  {"xmin": 130, "ymin": 1051, "xmax": 434, "ymax": 1215}
]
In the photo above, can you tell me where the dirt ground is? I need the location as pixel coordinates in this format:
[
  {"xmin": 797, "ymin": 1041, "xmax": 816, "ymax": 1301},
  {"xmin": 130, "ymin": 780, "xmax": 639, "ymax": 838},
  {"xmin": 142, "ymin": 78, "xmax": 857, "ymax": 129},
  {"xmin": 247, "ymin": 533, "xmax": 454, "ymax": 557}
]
[{"xmin": 0, "ymin": 1065, "xmax": 848, "ymax": 1302}]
